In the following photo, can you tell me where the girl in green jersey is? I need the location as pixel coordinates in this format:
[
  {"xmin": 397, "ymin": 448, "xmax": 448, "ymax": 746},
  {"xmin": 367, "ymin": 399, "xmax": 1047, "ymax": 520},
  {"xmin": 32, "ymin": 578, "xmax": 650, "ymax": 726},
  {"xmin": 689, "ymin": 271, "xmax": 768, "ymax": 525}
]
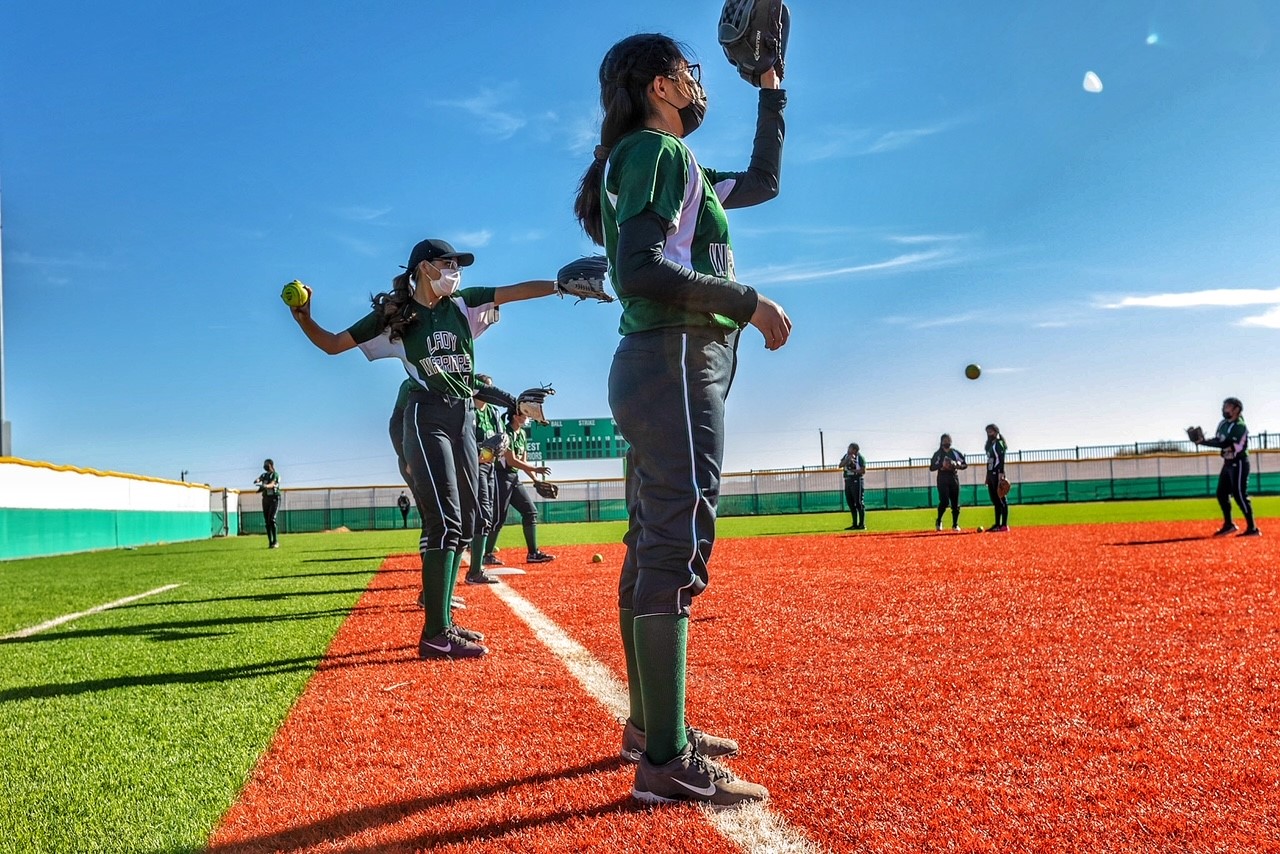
[
  {"xmin": 573, "ymin": 33, "xmax": 791, "ymax": 807},
  {"xmin": 289, "ymin": 238, "xmax": 556, "ymax": 659}
]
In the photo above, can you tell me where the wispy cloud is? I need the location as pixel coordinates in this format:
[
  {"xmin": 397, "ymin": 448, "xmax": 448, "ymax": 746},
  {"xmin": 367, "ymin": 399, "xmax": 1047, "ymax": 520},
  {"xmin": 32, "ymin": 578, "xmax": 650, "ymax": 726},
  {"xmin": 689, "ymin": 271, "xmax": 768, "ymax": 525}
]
[
  {"xmin": 434, "ymin": 88, "xmax": 527, "ymax": 139},
  {"xmin": 911, "ymin": 311, "xmax": 982, "ymax": 329},
  {"xmin": 1101, "ymin": 286, "xmax": 1280, "ymax": 328},
  {"xmin": 748, "ymin": 250, "xmax": 950, "ymax": 285},
  {"xmin": 332, "ymin": 205, "xmax": 392, "ymax": 223},
  {"xmin": 798, "ymin": 120, "xmax": 961, "ymax": 162},
  {"xmin": 452, "ymin": 229, "xmax": 493, "ymax": 247}
]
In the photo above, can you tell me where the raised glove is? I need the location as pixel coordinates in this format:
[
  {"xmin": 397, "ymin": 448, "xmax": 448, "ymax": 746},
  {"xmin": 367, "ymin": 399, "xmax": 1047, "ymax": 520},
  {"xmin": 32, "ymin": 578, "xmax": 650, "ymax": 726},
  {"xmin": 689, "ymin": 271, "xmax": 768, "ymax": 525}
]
[
  {"xmin": 478, "ymin": 433, "xmax": 510, "ymax": 465},
  {"xmin": 555, "ymin": 255, "xmax": 613, "ymax": 303},
  {"xmin": 997, "ymin": 475, "xmax": 1011, "ymax": 499},
  {"xmin": 517, "ymin": 385, "xmax": 554, "ymax": 425},
  {"xmin": 718, "ymin": 0, "xmax": 789, "ymax": 86},
  {"xmin": 533, "ymin": 479, "xmax": 559, "ymax": 499},
  {"xmin": 1186, "ymin": 425, "xmax": 1205, "ymax": 444}
]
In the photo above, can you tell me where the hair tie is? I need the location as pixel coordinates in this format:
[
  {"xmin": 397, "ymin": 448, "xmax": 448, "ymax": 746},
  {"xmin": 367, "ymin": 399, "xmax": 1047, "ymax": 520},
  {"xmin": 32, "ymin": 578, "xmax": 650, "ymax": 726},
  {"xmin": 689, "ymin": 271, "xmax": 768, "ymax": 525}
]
[{"xmin": 594, "ymin": 144, "xmax": 611, "ymax": 161}]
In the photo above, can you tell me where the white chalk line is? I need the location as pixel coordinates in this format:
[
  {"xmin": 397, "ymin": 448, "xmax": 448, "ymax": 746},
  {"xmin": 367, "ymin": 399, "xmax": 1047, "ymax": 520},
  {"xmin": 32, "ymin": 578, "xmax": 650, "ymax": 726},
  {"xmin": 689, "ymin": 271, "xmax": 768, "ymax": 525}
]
[
  {"xmin": 0, "ymin": 584, "xmax": 184, "ymax": 640},
  {"xmin": 488, "ymin": 582, "xmax": 823, "ymax": 854}
]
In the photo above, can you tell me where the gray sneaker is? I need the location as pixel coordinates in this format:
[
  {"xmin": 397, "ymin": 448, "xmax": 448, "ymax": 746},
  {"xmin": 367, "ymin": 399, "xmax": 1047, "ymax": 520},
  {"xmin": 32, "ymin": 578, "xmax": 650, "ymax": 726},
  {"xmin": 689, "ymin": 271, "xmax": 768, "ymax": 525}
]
[
  {"xmin": 418, "ymin": 630, "xmax": 487, "ymax": 659},
  {"xmin": 448, "ymin": 625, "xmax": 485, "ymax": 643},
  {"xmin": 620, "ymin": 720, "xmax": 739, "ymax": 763},
  {"xmin": 632, "ymin": 745, "xmax": 768, "ymax": 808}
]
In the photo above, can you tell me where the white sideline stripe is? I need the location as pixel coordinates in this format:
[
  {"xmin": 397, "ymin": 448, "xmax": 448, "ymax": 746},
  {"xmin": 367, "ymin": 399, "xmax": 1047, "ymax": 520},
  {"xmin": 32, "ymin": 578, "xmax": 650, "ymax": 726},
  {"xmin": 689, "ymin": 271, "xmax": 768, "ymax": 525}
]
[
  {"xmin": 0, "ymin": 584, "xmax": 183, "ymax": 640},
  {"xmin": 488, "ymin": 582, "xmax": 824, "ymax": 854}
]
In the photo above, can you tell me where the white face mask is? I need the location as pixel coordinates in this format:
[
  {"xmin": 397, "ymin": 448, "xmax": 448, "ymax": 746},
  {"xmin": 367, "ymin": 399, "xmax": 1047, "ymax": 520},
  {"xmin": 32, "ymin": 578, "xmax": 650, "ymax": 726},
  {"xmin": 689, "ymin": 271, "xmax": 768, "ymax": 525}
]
[{"xmin": 428, "ymin": 267, "xmax": 462, "ymax": 299}]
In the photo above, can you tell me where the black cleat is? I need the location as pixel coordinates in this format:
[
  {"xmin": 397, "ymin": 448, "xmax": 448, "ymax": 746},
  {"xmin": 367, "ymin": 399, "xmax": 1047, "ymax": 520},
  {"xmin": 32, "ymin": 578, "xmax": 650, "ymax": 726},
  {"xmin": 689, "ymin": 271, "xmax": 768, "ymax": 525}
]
[{"xmin": 1213, "ymin": 523, "xmax": 1239, "ymax": 537}]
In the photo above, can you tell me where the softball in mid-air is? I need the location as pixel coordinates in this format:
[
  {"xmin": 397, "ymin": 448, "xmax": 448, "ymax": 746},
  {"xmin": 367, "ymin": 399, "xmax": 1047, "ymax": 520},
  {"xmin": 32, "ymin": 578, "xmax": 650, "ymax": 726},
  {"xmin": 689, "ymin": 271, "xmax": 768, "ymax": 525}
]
[
  {"xmin": 281, "ymin": 280, "xmax": 310, "ymax": 308},
  {"xmin": 965, "ymin": 363, "xmax": 982, "ymax": 380}
]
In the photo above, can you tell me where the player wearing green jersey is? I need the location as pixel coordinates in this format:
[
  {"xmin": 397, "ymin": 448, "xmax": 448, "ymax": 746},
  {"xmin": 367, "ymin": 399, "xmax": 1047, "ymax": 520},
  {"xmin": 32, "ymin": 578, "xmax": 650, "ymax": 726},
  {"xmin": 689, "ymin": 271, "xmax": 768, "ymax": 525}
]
[
  {"xmin": 466, "ymin": 374, "xmax": 503, "ymax": 584},
  {"xmin": 488, "ymin": 409, "xmax": 555, "ymax": 565},
  {"xmin": 253, "ymin": 459, "xmax": 281, "ymax": 548},
  {"xmin": 1193, "ymin": 397, "xmax": 1260, "ymax": 537},
  {"xmin": 984, "ymin": 424, "xmax": 1010, "ymax": 532},
  {"xmin": 289, "ymin": 238, "xmax": 557, "ymax": 659},
  {"xmin": 840, "ymin": 443, "xmax": 867, "ymax": 530},
  {"xmin": 573, "ymin": 33, "xmax": 791, "ymax": 807},
  {"xmin": 929, "ymin": 434, "xmax": 967, "ymax": 531}
]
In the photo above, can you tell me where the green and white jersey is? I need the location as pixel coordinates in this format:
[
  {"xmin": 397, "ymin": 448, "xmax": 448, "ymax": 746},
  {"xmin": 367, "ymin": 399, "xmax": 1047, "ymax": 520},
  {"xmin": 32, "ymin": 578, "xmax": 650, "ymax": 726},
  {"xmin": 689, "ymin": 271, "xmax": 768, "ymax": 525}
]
[
  {"xmin": 256, "ymin": 470, "xmax": 280, "ymax": 497},
  {"xmin": 841, "ymin": 452, "xmax": 866, "ymax": 479},
  {"xmin": 474, "ymin": 403, "xmax": 500, "ymax": 443},
  {"xmin": 346, "ymin": 287, "xmax": 498, "ymax": 400},
  {"xmin": 1208, "ymin": 417, "xmax": 1249, "ymax": 459},
  {"xmin": 603, "ymin": 129, "xmax": 739, "ymax": 335}
]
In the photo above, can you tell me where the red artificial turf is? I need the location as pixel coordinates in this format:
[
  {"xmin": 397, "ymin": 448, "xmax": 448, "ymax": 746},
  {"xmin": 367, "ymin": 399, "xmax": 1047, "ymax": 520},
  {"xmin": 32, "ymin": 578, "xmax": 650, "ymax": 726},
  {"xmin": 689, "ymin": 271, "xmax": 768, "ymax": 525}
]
[{"xmin": 210, "ymin": 520, "xmax": 1279, "ymax": 853}]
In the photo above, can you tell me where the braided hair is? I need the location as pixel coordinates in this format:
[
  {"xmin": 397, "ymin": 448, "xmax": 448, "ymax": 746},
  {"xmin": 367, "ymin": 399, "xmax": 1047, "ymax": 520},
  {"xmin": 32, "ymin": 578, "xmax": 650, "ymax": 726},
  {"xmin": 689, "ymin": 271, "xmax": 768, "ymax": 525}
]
[{"xmin": 573, "ymin": 34, "xmax": 689, "ymax": 246}]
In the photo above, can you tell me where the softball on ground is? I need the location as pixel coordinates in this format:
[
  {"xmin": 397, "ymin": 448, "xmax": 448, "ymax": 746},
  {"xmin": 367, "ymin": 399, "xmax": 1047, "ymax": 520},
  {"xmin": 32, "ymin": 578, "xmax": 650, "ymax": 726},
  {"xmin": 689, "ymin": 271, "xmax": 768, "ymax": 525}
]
[
  {"xmin": 592, "ymin": 553, "xmax": 603, "ymax": 563},
  {"xmin": 281, "ymin": 280, "xmax": 310, "ymax": 308},
  {"xmin": 977, "ymin": 526, "xmax": 985, "ymax": 533},
  {"xmin": 965, "ymin": 363, "xmax": 982, "ymax": 380}
]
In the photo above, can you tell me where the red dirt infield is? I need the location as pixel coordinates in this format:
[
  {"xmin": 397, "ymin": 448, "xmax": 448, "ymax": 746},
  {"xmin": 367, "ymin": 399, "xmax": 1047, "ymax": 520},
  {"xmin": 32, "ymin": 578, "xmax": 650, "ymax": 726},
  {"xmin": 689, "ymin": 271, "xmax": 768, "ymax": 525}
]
[{"xmin": 208, "ymin": 520, "xmax": 1278, "ymax": 853}]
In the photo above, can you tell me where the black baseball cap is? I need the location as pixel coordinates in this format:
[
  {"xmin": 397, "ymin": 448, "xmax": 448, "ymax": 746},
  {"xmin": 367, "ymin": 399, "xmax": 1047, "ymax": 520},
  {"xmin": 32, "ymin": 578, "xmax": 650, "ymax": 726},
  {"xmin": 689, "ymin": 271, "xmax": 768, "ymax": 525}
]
[{"xmin": 406, "ymin": 238, "xmax": 475, "ymax": 270}]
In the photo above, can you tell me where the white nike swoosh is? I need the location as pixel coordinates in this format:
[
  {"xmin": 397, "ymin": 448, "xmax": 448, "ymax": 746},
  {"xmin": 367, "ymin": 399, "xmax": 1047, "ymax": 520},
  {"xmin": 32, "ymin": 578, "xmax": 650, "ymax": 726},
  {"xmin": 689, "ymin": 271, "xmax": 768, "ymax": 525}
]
[
  {"xmin": 672, "ymin": 778, "xmax": 717, "ymax": 797},
  {"xmin": 423, "ymin": 639, "xmax": 453, "ymax": 652}
]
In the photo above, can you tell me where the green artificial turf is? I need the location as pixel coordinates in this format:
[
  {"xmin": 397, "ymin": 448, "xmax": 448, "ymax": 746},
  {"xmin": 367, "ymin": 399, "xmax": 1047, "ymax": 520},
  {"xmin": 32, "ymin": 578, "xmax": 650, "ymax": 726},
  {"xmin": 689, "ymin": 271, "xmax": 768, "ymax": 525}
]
[{"xmin": 1, "ymin": 496, "xmax": 1274, "ymax": 852}]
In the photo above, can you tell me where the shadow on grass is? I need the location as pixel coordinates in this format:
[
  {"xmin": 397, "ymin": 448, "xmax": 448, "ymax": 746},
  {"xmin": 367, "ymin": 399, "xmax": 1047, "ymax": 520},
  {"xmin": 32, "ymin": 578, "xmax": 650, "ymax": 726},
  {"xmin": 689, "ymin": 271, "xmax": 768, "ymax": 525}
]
[
  {"xmin": 301, "ymin": 556, "xmax": 393, "ymax": 564},
  {"xmin": 0, "ymin": 646, "xmax": 399, "ymax": 704},
  {"xmin": 1, "ymin": 606, "xmax": 382, "ymax": 647},
  {"xmin": 201, "ymin": 757, "xmax": 641, "ymax": 854},
  {"xmin": 119, "ymin": 588, "xmax": 373, "ymax": 608}
]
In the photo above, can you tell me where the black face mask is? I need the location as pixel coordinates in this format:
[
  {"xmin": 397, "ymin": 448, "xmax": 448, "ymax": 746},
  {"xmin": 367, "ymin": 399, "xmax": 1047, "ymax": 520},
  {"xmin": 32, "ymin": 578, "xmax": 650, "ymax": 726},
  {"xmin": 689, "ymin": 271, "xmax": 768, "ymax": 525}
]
[
  {"xmin": 662, "ymin": 78, "xmax": 707, "ymax": 137},
  {"xmin": 1223, "ymin": 410, "xmax": 1231, "ymax": 419}
]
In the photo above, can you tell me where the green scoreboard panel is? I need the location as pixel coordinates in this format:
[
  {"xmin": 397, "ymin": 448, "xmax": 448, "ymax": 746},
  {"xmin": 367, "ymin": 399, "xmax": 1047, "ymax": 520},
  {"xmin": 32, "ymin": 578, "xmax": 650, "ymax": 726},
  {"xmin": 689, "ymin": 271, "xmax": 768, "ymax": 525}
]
[{"xmin": 526, "ymin": 418, "xmax": 630, "ymax": 462}]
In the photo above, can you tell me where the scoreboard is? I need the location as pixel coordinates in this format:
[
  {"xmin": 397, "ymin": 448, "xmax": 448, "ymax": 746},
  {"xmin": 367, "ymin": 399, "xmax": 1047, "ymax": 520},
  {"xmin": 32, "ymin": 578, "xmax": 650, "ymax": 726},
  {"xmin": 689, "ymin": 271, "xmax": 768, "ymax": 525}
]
[{"xmin": 526, "ymin": 418, "xmax": 630, "ymax": 462}]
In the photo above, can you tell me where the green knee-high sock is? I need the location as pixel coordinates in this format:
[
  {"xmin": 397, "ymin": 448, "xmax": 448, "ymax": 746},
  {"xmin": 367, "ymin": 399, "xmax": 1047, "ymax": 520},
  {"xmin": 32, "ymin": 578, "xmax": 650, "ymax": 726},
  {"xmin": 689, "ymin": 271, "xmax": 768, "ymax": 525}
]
[
  {"xmin": 522, "ymin": 518, "xmax": 538, "ymax": 554},
  {"xmin": 633, "ymin": 613, "xmax": 689, "ymax": 765},
  {"xmin": 420, "ymin": 549, "xmax": 450, "ymax": 637},
  {"xmin": 446, "ymin": 549, "xmax": 463, "ymax": 623},
  {"xmin": 469, "ymin": 537, "xmax": 485, "ymax": 577},
  {"xmin": 485, "ymin": 529, "xmax": 500, "ymax": 559},
  {"xmin": 619, "ymin": 609, "xmax": 644, "ymax": 728}
]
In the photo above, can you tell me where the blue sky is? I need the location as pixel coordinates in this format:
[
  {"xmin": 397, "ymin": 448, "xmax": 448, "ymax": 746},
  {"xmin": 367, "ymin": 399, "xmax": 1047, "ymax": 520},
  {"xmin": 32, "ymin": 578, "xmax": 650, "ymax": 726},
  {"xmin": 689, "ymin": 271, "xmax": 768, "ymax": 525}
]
[{"xmin": 3, "ymin": 0, "xmax": 1279, "ymax": 488}]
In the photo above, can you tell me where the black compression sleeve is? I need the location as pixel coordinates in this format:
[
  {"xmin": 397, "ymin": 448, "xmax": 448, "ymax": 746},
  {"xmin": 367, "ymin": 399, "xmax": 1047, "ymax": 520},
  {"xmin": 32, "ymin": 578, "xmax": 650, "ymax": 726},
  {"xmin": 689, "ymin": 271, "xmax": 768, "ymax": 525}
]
[
  {"xmin": 721, "ymin": 88, "xmax": 787, "ymax": 210},
  {"xmin": 615, "ymin": 209, "xmax": 759, "ymax": 323}
]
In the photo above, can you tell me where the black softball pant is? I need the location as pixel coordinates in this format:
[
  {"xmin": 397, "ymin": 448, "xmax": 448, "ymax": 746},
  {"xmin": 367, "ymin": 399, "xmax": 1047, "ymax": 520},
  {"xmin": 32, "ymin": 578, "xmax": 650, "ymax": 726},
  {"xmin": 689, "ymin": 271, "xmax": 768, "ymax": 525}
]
[
  {"xmin": 402, "ymin": 391, "xmax": 478, "ymax": 555},
  {"xmin": 936, "ymin": 476, "xmax": 960, "ymax": 524},
  {"xmin": 1217, "ymin": 458, "xmax": 1254, "ymax": 526},
  {"xmin": 494, "ymin": 470, "xmax": 538, "ymax": 553},
  {"xmin": 389, "ymin": 401, "xmax": 428, "ymax": 523},
  {"xmin": 262, "ymin": 493, "xmax": 279, "ymax": 545},
  {"xmin": 844, "ymin": 478, "xmax": 864, "ymax": 526},
  {"xmin": 986, "ymin": 472, "xmax": 1008, "ymax": 527},
  {"xmin": 609, "ymin": 327, "xmax": 735, "ymax": 618}
]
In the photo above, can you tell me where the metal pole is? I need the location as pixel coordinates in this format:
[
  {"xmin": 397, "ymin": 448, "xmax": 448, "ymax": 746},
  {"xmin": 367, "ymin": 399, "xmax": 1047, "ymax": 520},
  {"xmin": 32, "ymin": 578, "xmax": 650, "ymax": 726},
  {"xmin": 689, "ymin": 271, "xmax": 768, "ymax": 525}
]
[
  {"xmin": 0, "ymin": 185, "xmax": 10, "ymax": 456},
  {"xmin": 819, "ymin": 429, "xmax": 825, "ymax": 468}
]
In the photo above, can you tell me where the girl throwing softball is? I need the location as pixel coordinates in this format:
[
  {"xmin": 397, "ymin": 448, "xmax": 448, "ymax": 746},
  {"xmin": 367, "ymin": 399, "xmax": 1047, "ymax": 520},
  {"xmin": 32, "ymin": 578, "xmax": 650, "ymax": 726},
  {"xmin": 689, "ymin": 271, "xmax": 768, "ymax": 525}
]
[
  {"xmin": 573, "ymin": 34, "xmax": 791, "ymax": 806},
  {"xmin": 288, "ymin": 238, "xmax": 557, "ymax": 659}
]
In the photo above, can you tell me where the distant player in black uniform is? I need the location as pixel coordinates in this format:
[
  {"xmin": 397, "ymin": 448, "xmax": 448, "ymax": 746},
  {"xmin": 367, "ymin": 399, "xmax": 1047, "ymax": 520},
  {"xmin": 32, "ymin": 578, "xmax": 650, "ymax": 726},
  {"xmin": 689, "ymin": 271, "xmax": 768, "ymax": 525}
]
[
  {"xmin": 984, "ymin": 424, "xmax": 1009, "ymax": 532},
  {"xmin": 1192, "ymin": 397, "xmax": 1260, "ymax": 537},
  {"xmin": 839, "ymin": 442, "xmax": 866, "ymax": 530},
  {"xmin": 929, "ymin": 434, "xmax": 967, "ymax": 531},
  {"xmin": 254, "ymin": 459, "xmax": 281, "ymax": 548},
  {"xmin": 466, "ymin": 374, "xmax": 504, "ymax": 584},
  {"xmin": 397, "ymin": 491, "xmax": 411, "ymax": 529}
]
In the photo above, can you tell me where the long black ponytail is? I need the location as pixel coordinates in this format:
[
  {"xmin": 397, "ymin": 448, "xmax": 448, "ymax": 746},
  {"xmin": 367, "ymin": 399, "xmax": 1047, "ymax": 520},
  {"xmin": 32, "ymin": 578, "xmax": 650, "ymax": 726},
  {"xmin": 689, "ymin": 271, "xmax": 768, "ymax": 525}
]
[{"xmin": 573, "ymin": 34, "xmax": 688, "ymax": 246}]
